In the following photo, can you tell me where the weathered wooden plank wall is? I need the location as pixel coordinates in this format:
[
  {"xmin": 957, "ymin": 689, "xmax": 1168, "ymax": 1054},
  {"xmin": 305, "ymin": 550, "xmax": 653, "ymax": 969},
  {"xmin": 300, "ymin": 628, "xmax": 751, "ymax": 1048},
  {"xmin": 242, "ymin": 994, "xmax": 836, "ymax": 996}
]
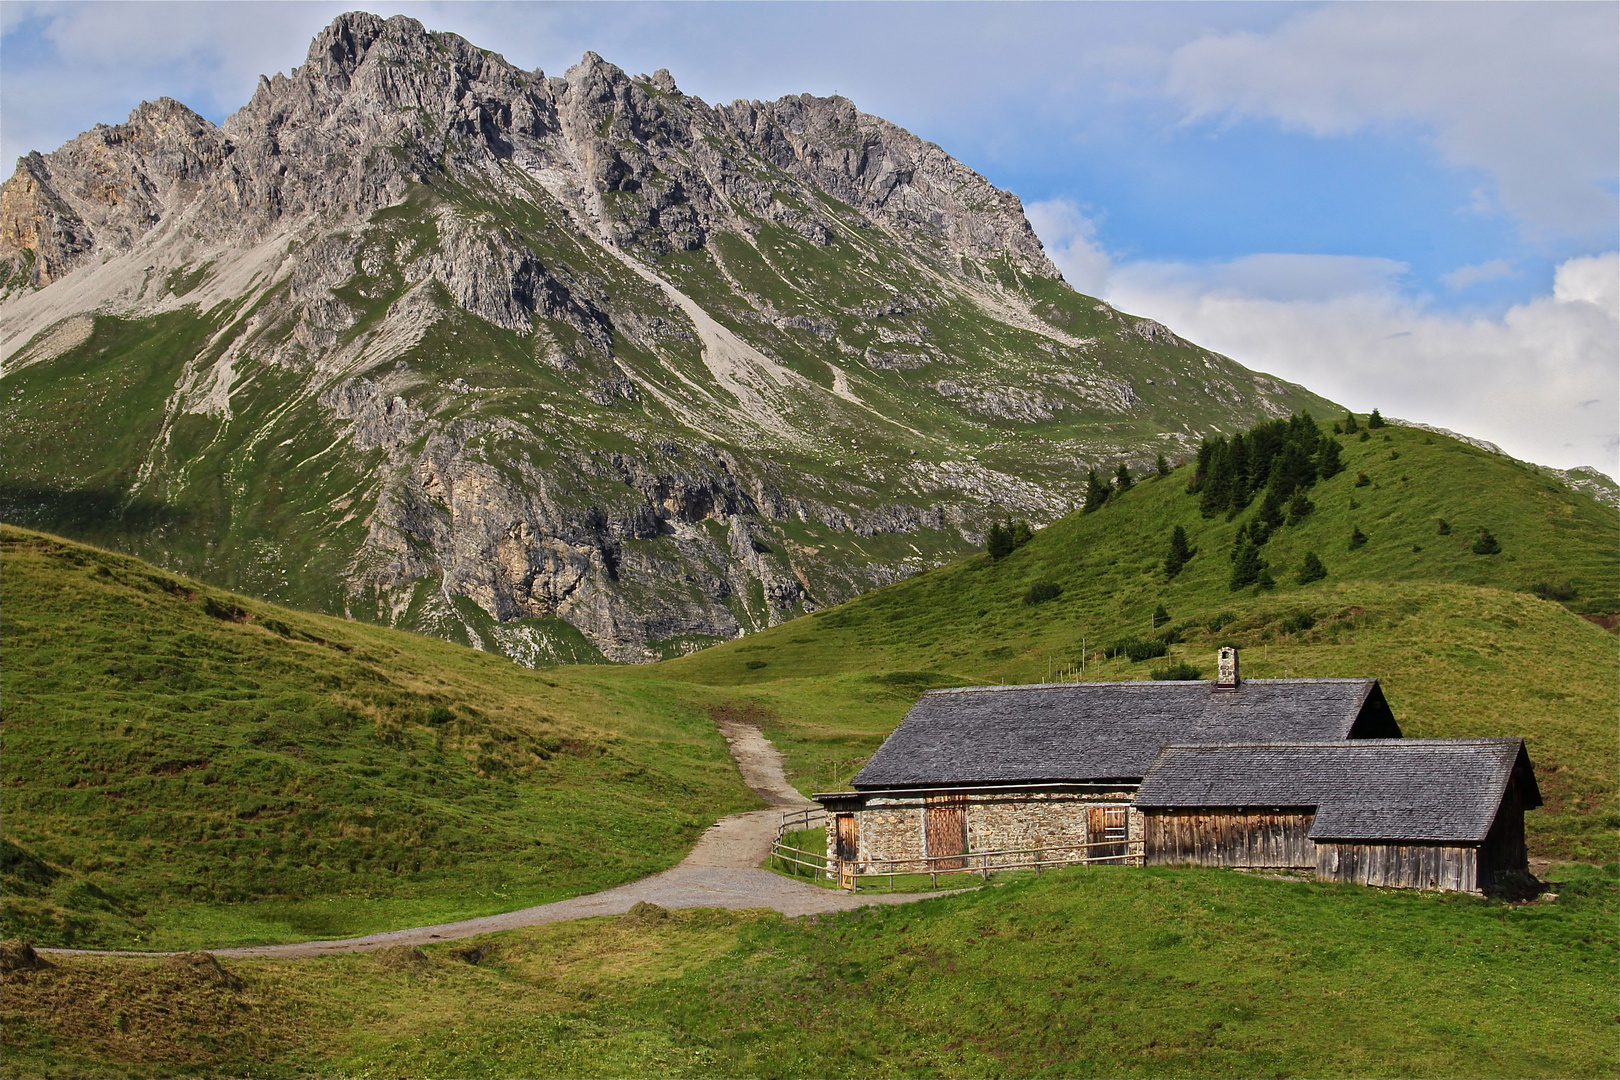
[
  {"xmin": 1315, "ymin": 842, "xmax": 1477, "ymax": 892},
  {"xmin": 1143, "ymin": 809, "xmax": 1317, "ymax": 868},
  {"xmin": 1476, "ymin": 801, "xmax": 1527, "ymax": 890}
]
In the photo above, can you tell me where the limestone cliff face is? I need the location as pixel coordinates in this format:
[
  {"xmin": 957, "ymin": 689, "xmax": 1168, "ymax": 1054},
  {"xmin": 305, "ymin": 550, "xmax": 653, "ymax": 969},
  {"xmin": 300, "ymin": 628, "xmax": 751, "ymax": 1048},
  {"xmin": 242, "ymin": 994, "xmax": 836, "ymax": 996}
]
[{"xmin": 0, "ymin": 13, "xmax": 1332, "ymax": 663}]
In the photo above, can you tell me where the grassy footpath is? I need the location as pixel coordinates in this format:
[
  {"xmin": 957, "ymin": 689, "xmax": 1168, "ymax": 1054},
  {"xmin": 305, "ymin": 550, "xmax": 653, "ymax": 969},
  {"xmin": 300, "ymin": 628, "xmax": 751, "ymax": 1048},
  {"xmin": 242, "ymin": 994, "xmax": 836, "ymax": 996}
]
[
  {"xmin": 4, "ymin": 862, "xmax": 1614, "ymax": 1079},
  {"xmin": 652, "ymin": 424, "xmax": 1619, "ymax": 859},
  {"xmin": 0, "ymin": 526, "xmax": 759, "ymax": 949}
]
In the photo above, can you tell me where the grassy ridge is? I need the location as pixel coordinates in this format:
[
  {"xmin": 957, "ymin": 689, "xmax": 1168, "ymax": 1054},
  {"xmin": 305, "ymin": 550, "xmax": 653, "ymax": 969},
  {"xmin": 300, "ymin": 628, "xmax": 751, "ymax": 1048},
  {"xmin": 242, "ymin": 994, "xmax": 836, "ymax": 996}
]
[
  {"xmin": 0, "ymin": 526, "xmax": 759, "ymax": 949},
  {"xmin": 4, "ymin": 863, "xmax": 1615, "ymax": 1078},
  {"xmin": 654, "ymin": 424, "xmax": 1619, "ymax": 858}
]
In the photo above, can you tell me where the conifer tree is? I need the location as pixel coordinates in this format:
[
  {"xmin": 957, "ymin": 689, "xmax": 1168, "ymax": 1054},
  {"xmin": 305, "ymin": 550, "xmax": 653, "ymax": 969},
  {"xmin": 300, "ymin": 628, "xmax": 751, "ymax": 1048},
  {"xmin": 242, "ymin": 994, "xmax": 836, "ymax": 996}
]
[
  {"xmin": 1344, "ymin": 410, "xmax": 1359, "ymax": 433},
  {"xmin": 1297, "ymin": 551, "xmax": 1327, "ymax": 584},
  {"xmin": 1083, "ymin": 469, "xmax": 1110, "ymax": 513},
  {"xmin": 1230, "ymin": 520, "xmax": 1250, "ymax": 557},
  {"xmin": 1315, "ymin": 435, "xmax": 1344, "ymax": 479},
  {"xmin": 1164, "ymin": 525, "xmax": 1194, "ymax": 578},
  {"xmin": 1257, "ymin": 487, "xmax": 1285, "ymax": 531},
  {"xmin": 1156, "ymin": 454, "xmax": 1171, "ymax": 477},
  {"xmin": 1349, "ymin": 525, "xmax": 1368, "ymax": 550},
  {"xmin": 986, "ymin": 520, "xmax": 1014, "ymax": 560},
  {"xmin": 1437, "ymin": 519, "xmax": 1451, "ymax": 535},
  {"xmin": 1287, "ymin": 491, "xmax": 1315, "ymax": 525},
  {"xmin": 1472, "ymin": 528, "xmax": 1502, "ymax": 555},
  {"xmin": 1367, "ymin": 408, "xmax": 1385, "ymax": 429},
  {"xmin": 1114, "ymin": 462, "xmax": 1133, "ymax": 491},
  {"xmin": 1010, "ymin": 519, "xmax": 1034, "ymax": 548},
  {"xmin": 1230, "ymin": 541, "xmax": 1265, "ymax": 590},
  {"xmin": 1153, "ymin": 603, "xmax": 1171, "ymax": 628}
]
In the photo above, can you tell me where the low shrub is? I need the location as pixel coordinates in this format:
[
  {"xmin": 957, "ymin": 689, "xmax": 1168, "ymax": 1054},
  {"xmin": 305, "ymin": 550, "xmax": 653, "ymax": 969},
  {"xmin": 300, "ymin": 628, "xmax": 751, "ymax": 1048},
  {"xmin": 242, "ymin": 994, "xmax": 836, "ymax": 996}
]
[
  {"xmin": 1024, "ymin": 580, "xmax": 1062, "ymax": 605},
  {"xmin": 1532, "ymin": 581, "xmax": 1578, "ymax": 602},
  {"xmin": 1107, "ymin": 638, "xmax": 1168, "ymax": 662},
  {"xmin": 1280, "ymin": 610, "xmax": 1316, "ymax": 634},
  {"xmin": 1151, "ymin": 661, "xmax": 1203, "ymax": 681}
]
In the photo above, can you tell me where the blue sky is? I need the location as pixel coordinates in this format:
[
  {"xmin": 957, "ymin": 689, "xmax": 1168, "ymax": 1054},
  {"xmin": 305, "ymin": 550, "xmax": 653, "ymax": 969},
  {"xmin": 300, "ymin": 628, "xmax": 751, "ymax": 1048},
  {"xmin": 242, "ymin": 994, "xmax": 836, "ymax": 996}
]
[{"xmin": 3, "ymin": 1, "xmax": 1616, "ymax": 473}]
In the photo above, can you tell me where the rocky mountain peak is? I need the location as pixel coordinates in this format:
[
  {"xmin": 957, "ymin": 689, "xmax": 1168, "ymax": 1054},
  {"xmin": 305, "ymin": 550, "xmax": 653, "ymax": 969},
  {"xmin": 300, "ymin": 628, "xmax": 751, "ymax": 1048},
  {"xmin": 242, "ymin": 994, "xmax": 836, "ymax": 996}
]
[{"xmin": 0, "ymin": 13, "xmax": 1338, "ymax": 664}]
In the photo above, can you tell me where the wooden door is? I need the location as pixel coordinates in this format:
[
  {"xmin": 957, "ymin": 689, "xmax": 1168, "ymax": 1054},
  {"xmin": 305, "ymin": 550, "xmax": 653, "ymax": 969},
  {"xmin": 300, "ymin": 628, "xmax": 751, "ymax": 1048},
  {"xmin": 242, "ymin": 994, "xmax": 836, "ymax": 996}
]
[
  {"xmin": 1088, "ymin": 806, "xmax": 1128, "ymax": 863},
  {"xmin": 925, "ymin": 794, "xmax": 969, "ymax": 870},
  {"xmin": 834, "ymin": 814, "xmax": 859, "ymax": 863}
]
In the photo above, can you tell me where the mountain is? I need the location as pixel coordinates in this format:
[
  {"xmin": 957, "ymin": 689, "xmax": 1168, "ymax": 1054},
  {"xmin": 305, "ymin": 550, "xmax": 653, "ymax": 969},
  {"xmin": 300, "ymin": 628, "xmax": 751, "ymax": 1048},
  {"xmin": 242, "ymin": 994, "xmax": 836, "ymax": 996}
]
[{"xmin": 0, "ymin": 12, "xmax": 1338, "ymax": 662}]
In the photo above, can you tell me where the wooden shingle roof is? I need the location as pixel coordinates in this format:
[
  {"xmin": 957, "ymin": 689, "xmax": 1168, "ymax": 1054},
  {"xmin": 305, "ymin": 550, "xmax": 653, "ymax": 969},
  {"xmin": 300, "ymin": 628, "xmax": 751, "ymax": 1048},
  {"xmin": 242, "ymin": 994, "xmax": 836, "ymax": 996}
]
[
  {"xmin": 1134, "ymin": 738, "xmax": 1540, "ymax": 843},
  {"xmin": 851, "ymin": 679, "xmax": 1400, "ymax": 789}
]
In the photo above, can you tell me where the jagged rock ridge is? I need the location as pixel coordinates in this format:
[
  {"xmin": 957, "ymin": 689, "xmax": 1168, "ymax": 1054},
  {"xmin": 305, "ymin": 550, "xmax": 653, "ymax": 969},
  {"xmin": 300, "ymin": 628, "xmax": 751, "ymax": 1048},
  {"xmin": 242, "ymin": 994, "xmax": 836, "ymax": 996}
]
[{"xmin": 0, "ymin": 12, "xmax": 1337, "ymax": 662}]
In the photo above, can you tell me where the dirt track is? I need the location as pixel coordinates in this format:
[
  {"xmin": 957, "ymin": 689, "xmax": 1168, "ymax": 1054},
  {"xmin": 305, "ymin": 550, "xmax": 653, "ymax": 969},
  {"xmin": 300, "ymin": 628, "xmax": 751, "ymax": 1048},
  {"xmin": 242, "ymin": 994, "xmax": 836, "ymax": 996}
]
[{"xmin": 46, "ymin": 719, "xmax": 942, "ymax": 960}]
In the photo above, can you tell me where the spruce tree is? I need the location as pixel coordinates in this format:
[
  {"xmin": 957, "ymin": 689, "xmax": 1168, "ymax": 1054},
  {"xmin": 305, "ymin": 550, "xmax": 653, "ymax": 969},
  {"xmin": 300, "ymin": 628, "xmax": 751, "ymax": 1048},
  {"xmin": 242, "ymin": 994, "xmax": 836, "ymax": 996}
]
[
  {"xmin": 1257, "ymin": 487, "xmax": 1285, "ymax": 531},
  {"xmin": 1164, "ymin": 525, "xmax": 1194, "ymax": 578},
  {"xmin": 986, "ymin": 520, "xmax": 1014, "ymax": 560},
  {"xmin": 1083, "ymin": 469, "xmax": 1110, "ymax": 513},
  {"xmin": 1114, "ymin": 462, "xmax": 1133, "ymax": 491},
  {"xmin": 1472, "ymin": 528, "xmax": 1502, "ymax": 555},
  {"xmin": 1230, "ymin": 541, "xmax": 1265, "ymax": 591},
  {"xmin": 1315, "ymin": 435, "xmax": 1344, "ymax": 479},
  {"xmin": 1344, "ymin": 410, "xmax": 1359, "ymax": 433},
  {"xmin": 1349, "ymin": 525, "xmax": 1368, "ymax": 550},
  {"xmin": 1297, "ymin": 551, "xmax": 1327, "ymax": 584},
  {"xmin": 1153, "ymin": 603, "xmax": 1171, "ymax": 628},
  {"xmin": 1366, "ymin": 408, "xmax": 1385, "ymax": 429},
  {"xmin": 1287, "ymin": 491, "xmax": 1315, "ymax": 525},
  {"xmin": 1437, "ymin": 519, "xmax": 1451, "ymax": 535},
  {"xmin": 1156, "ymin": 453, "xmax": 1171, "ymax": 477},
  {"xmin": 1010, "ymin": 519, "xmax": 1034, "ymax": 549}
]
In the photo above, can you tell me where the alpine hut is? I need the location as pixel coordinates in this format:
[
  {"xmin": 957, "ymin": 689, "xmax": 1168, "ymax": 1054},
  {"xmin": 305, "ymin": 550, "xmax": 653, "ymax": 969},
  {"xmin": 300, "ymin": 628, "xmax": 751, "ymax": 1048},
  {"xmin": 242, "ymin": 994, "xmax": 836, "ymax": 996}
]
[
  {"xmin": 815, "ymin": 652, "xmax": 1401, "ymax": 878},
  {"xmin": 1134, "ymin": 738, "xmax": 1540, "ymax": 891}
]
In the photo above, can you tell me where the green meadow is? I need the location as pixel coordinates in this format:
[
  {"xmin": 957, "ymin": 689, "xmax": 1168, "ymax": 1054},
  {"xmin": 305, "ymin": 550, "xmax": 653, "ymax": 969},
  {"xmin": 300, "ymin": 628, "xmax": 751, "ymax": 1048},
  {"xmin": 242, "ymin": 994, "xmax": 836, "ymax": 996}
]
[{"xmin": 4, "ymin": 863, "xmax": 1615, "ymax": 1079}]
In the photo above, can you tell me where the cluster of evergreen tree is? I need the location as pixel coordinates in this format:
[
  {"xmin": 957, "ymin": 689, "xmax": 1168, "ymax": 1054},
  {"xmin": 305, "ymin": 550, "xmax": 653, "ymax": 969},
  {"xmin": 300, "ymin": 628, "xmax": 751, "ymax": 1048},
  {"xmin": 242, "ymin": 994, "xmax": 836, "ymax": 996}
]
[
  {"xmin": 1186, "ymin": 412, "xmax": 1343, "ymax": 519},
  {"xmin": 1083, "ymin": 462, "xmax": 1141, "ymax": 513},
  {"xmin": 1176, "ymin": 412, "xmax": 1350, "ymax": 592},
  {"xmin": 986, "ymin": 517, "xmax": 1034, "ymax": 560}
]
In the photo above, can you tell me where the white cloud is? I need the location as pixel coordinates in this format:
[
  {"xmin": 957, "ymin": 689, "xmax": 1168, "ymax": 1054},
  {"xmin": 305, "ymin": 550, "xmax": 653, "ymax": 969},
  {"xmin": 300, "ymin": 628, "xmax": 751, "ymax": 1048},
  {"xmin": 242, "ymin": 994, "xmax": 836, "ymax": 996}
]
[
  {"xmin": 1442, "ymin": 260, "xmax": 1515, "ymax": 292},
  {"xmin": 1024, "ymin": 199, "xmax": 1112, "ymax": 296},
  {"xmin": 1164, "ymin": 4, "xmax": 1620, "ymax": 241},
  {"xmin": 1106, "ymin": 255, "xmax": 1619, "ymax": 477},
  {"xmin": 1029, "ymin": 210, "xmax": 1616, "ymax": 474}
]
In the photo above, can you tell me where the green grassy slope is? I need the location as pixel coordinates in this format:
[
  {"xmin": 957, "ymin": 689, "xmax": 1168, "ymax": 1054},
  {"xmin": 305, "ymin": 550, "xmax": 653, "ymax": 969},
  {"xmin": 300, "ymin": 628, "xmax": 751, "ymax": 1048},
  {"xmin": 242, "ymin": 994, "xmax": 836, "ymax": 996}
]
[
  {"xmin": 653, "ymin": 423, "xmax": 1619, "ymax": 858},
  {"xmin": 0, "ymin": 527, "xmax": 758, "ymax": 949},
  {"xmin": 5, "ymin": 863, "xmax": 1614, "ymax": 1079}
]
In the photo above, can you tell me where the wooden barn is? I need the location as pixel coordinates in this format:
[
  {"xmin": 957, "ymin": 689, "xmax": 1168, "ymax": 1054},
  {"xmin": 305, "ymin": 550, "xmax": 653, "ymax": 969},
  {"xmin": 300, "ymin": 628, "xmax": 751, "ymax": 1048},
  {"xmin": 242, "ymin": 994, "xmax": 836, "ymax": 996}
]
[
  {"xmin": 1134, "ymin": 738, "xmax": 1541, "ymax": 892},
  {"xmin": 815, "ymin": 658, "xmax": 1403, "ymax": 877}
]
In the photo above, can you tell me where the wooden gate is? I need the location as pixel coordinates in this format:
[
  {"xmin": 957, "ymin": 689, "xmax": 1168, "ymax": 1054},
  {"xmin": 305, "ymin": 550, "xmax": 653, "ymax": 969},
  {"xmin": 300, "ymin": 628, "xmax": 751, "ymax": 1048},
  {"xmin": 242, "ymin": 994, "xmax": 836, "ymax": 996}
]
[
  {"xmin": 1088, "ymin": 806, "xmax": 1128, "ymax": 864},
  {"xmin": 925, "ymin": 794, "xmax": 969, "ymax": 869}
]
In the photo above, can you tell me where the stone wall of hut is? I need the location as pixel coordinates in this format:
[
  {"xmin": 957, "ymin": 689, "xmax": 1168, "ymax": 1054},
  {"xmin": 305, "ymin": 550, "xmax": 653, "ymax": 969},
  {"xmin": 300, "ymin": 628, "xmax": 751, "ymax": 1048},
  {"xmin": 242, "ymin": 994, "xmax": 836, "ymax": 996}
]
[{"xmin": 828, "ymin": 790, "xmax": 1142, "ymax": 874}]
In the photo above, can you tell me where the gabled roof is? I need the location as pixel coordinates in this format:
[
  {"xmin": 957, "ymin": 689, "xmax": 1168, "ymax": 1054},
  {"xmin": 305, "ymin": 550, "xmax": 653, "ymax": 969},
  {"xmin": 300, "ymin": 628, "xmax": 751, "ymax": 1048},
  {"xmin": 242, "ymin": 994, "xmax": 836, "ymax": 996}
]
[
  {"xmin": 1134, "ymin": 738, "xmax": 1540, "ymax": 844},
  {"xmin": 851, "ymin": 678, "xmax": 1400, "ymax": 790}
]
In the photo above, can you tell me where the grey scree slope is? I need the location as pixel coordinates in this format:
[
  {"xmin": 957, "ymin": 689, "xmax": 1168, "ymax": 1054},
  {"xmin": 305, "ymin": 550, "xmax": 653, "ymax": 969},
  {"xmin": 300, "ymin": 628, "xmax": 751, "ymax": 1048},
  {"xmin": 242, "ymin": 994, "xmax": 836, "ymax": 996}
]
[
  {"xmin": 1135, "ymin": 738, "xmax": 1541, "ymax": 844},
  {"xmin": 852, "ymin": 679, "xmax": 1401, "ymax": 789}
]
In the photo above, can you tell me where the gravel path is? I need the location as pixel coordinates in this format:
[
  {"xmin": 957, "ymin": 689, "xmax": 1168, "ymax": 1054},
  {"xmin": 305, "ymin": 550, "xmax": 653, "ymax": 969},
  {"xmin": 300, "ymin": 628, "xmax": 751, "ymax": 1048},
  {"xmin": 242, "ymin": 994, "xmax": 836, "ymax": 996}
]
[{"xmin": 45, "ymin": 718, "xmax": 944, "ymax": 960}]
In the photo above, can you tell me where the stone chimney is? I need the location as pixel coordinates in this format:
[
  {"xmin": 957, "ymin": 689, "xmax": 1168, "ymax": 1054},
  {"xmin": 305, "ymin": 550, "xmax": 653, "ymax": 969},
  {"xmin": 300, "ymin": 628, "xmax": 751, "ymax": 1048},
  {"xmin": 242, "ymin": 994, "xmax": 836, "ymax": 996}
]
[{"xmin": 1216, "ymin": 647, "xmax": 1240, "ymax": 690}]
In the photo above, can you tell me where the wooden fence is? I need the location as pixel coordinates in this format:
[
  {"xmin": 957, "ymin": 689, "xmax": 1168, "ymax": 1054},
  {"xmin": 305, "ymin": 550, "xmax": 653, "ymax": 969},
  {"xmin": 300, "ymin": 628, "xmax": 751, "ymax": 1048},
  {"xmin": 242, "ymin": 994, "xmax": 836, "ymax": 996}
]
[{"xmin": 770, "ymin": 807, "xmax": 1145, "ymax": 891}]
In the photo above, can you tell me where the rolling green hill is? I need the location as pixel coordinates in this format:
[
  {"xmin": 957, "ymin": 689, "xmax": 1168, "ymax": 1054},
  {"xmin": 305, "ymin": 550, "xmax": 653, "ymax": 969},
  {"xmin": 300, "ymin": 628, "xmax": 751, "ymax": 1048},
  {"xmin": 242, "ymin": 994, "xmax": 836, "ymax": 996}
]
[
  {"xmin": 653, "ymin": 422, "xmax": 1619, "ymax": 859},
  {"xmin": 0, "ymin": 526, "xmax": 758, "ymax": 949}
]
